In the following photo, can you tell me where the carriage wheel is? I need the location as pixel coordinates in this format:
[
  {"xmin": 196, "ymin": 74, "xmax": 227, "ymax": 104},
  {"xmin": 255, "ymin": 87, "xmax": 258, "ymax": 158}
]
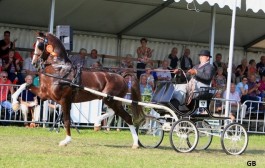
[
  {"xmin": 194, "ymin": 120, "xmax": 213, "ymax": 150},
  {"xmin": 137, "ymin": 116, "xmax": 164, "ymax": 148},
  {"xmin": 221, "ymin": 123, "xmax": 248, "ymax": 155},
  {"xmin": 170, "ymin": 119, "xmax": 198, "ymax": 153}
]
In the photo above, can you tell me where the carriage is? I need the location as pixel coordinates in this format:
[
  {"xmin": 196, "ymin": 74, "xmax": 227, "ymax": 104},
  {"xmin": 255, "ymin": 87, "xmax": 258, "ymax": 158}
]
[
  {"xmin": 17, "ymin": 32, "xmax": 247, "ymax": 155},
  {"xmin": 136, "ymin": 80, "xmax": 249, "ymax": 155}
]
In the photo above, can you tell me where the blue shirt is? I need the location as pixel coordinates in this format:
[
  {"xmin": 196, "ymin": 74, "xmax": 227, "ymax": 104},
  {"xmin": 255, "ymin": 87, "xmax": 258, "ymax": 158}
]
[{"xmin": 20, "ymin": 90, "xmax": 36, "ymax": 101}]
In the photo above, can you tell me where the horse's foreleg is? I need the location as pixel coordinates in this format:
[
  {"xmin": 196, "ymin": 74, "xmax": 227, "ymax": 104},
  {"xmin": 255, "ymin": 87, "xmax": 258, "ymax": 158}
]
[
  {"xmin": 12, "ymin": 83, "xmax": 28, "ymax": 103},
  {"xmin": 129, "ymin": 125, "xmax": 139, "ymax": 149},
  {"xmin": 59, "ymin": 100, "xmax": 72, "ymax": 146}
]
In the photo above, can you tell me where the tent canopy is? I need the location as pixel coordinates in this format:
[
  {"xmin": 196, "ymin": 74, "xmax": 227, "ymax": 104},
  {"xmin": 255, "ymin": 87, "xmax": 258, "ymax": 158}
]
[{"xmin": 1, "ymin": 0, "xmax": 265, "ymax": 50}]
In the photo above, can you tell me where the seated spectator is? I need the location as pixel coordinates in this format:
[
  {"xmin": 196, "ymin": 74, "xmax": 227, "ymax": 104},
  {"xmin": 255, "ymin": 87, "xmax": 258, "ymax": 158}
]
[
  {"xmin": 258, "ymin": 75, "xmax": 265, "ymax": 99},
  {"xmin": 70, "ymin": 48, "xmax": 87, "ymax": 68},
  {"xmin": 87, "ymin": 49, "xmax": 101, "ymax": 68},
  {"xmin": 19, "ymin": 75, "xmax": 40, "ymax": 127},
  {"xmin": 212, "ymin": 67, "xmax": 226, "ymax": 89},
  {"xmin": 223, "ymin": 83, "xmax": 246, "ymax": 121},
  {"xmin": 23, "ymin": 44, "xmax": 38, "ymax": 77},
  {"xmin": 235, "ymin": 58, "xmax": 248, "ymax": 83},
  {"xmin": 141, "ymin": 64, "xmax": 155, "ymax": 91},
  {"xmin": 2, "ymin": 49, "xmax": 24, "ymax": 84},
  {"xmin": 0, "ymin": 71, "xmax": 14, "ymax": 121},
  {"xmin": 121, "ymin": 54, "xmax": 134, "ymax": 69},
  {"xmin": 248, "ymin": 59, "xmax": 257, "ymax": 77},
  {"xmin": 156, "ymin": 60, "xmax": 172, "ymax": 82},
  {"xmin": 213, "ymin": 53, "xmax": 227, "ymax": 77},
  {"xmin": 167, "ymin": 47, "xmax": 179, "ymax": 70},
  {"xmin": 139, "ymin": 74, "xmax": 153, "ymax": 98}
]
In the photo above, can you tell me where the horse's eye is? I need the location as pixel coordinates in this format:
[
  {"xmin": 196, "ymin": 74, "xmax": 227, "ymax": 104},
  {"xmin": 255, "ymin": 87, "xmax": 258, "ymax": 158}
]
[{"xmin": 37, "ymin": 42, "xmax": 45, "ymax": 51}]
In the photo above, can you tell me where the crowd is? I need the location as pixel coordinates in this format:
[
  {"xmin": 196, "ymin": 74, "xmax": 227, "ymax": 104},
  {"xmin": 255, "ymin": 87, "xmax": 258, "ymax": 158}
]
[{"xmin": 0, "ymin": 30, "xmax": 264, "ymax": 129}]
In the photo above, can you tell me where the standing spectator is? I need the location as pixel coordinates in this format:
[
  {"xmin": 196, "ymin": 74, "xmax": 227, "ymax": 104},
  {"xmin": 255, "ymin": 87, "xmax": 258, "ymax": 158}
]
[
  {"xmin": 2, "ymin": 50, "xmax": 24, "ymax": 84},
  {"xmin": 0, "ymin": 31, "xmax": 16, "ymax": 59},
  {"xmin": 19, "ymin": 75, "xmax": 40, "ymax": 127},
  {"xmin": 70, "ymin": 48, "xmax": 87, "ymax": 68},
  {"xmin": 156, "ymin": 60, "xmax": 171, "ymax": 82},
  {"xmin": 136, "ymin": 38, "xmax": 153, "ymax": 79},
  {"xmin": 87, "ymin": 49, "xmax": 101, "ymax": 68},
  {"xmin": 235, "ymin": 58, "xmax": 248, "ymax": 83},
  {"xmin": 213, "ymin": 53, "xmax": 227, "ymax": 77},
  {"xmin": 0, "ymin": 71, "xmax": 14, "ymax": 120},
  {"xmin": 256, "ymin": 55, "xmax": 265, "ymax": 78}
]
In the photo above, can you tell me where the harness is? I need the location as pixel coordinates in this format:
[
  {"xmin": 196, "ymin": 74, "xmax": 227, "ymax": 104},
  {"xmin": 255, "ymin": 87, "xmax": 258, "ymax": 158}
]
[{"xmin": 35, "ymin": 36, "xmax": 81, "ymax": 85}]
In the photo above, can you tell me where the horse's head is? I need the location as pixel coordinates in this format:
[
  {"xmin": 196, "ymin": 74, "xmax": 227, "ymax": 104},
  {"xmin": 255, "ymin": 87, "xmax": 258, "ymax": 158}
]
[{"xmin": 32, "ymin": 32, "xmax": 70, "ymax": 69}]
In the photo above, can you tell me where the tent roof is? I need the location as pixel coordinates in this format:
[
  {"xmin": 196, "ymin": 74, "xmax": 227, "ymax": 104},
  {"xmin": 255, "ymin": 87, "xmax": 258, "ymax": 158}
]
[{"xmin": 1, "ymin": 0, "xmax": 265, "ymax": 50}]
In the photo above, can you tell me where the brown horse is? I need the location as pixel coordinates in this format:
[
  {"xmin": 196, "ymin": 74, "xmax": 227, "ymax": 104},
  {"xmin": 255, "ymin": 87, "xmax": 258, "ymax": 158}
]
[{"xmin": 12, "ymin": 33, "xmax": 145, "ymax": 148}]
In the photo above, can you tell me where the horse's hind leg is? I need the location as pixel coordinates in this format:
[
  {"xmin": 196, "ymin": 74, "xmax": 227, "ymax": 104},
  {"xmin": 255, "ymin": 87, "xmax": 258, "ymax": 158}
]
[
  {"xmin": 58, "ymin": 99, "xmax": 72, "ymax": 146},
  {"xmin": 108, "ymin": 101, "xmax": 139, "ymax": 149}
]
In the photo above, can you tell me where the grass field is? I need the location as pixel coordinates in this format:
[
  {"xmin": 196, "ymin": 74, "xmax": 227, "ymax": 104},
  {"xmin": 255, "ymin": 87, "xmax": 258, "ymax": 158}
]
[{"xmin": 0, "ymin": 126, "xmax": 265, "ymax": 168}]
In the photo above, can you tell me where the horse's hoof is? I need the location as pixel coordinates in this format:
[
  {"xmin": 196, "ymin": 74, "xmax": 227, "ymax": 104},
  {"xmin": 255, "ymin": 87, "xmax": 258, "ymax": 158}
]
[
  {"xmin": 59, "ymin": 141, "xmax": 68, "ymax": 147},
  {"xmin": 132, "ymin": 144, "xmax": 139, "ymax": 149},
  {"xmin": 94, "ymin": 126, "xmax": 101, "ymax": 131}
]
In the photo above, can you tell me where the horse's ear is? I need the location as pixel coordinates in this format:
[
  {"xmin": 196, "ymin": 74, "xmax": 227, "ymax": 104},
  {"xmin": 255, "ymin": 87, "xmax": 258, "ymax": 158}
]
[{"xmin": 35, "ymin": 32, "xmax": 45, "ymax": 37}]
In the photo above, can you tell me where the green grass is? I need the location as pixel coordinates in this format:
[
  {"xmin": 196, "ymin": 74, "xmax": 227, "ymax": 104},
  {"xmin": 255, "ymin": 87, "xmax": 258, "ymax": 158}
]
[{"xmin": 0, "ymin": 126, "xmax": 265, "ymax": 168}]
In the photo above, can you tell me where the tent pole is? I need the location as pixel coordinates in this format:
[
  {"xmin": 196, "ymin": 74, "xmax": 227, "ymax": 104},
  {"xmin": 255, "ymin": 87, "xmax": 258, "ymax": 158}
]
[
  {"xmin": 225, "ymin": 0, "xmax": 238, "ymax": 119},
  {"xmin": 49, "ymin": 0, "xmax": 56, "ymax": 33},
  {"xmin": 209, "ymin": 6, "xmax": 216, "ymax": 64}
]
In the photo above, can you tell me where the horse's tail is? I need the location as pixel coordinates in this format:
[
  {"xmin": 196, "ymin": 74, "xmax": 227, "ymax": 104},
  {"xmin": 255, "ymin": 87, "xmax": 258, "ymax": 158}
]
[{"xmin": 129, "ymin": 74, "xmax": 145, "ymax": 126}]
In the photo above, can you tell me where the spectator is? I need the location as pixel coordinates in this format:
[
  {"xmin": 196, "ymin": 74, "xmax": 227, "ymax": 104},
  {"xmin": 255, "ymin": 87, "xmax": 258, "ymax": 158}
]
[
  {"xmin": 139, "ymin": 74, "xmax": 153, "ymax": 97},
  {"xmin": 248, "ymin": 59, "xmax": 257, "ymax": 77},
  {"xmin": 19, "ymin": 75, "xmax": 40, "ymax": 127},
  {"xmin": 237, "ymin": 75, "xmax": 259, "ymax": 110},
  {"xmin": 235, "ymin": 58, "xmax": 248, "ymax": 83},
  {"xmin": 70, "ymin": 48, "xmax": 87, "ymax": 68},
  {"xmin": 179, "ymin": 48, "xmax": 193, "ymax": 72},
  {"xmin": 0, "ymin": 31, "xmax": 17, "ymax": 59},
  {"xmin": 121, "ymin": 54, "xmax": 134, "ymax": 69},
  {"xmin": 179, "ymin": 48, "xmax": 193, "ymax": 82},
  {"xmin": 213, "ymin": 53, "xmax": 227, "ymax": 77},
  {"xmin": 136, "ymin": 38, "xmax": 153, "ymax": 79},
  {"xmin": 258, "ymin": 75, "xmax": 265, "ymax": 99},
  {"xmin": 87, "ymin": 49, "xmax": 101, "ymax": 68},
  {"xmin": 167, "ymin": 47, "xmax": 179, "ymax": 69},
  {"xmin": 156, "ymin": 60, "xmax": 171, "ymax": 82},
  {"xmin": 236, "ymin": 76, "xmax": 249, "ymax": 97},
  {"xmin": 23, "ymin": 45, "xmax": 38, "ymax": 77},
  {"xmin": 223, "ymin": 83, "xmax": 246, "ymax": 121},
  {"xmin": 141, "ymin": 64, "xmax": 155, "ymax": 91},
  {"xmin": 212, "ymin": 67, "xmax": 226, "ymax": 89},
  {"xmin": 2, "ymin": 49, "xmax": 24, "ymax": 84},
  {"xmin": 256, "ymin": 55, "xmax": 265, "ymax": 78},
  {"xmin": 0, "ymin": 71, "xmax": 14, "ymax": 120}
]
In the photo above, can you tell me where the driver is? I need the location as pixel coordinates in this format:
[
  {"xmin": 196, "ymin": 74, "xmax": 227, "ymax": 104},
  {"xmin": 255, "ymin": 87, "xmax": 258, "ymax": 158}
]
[{"xmin": 172, "ymin": 50, "xmax": 216, "ymax": 105}]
